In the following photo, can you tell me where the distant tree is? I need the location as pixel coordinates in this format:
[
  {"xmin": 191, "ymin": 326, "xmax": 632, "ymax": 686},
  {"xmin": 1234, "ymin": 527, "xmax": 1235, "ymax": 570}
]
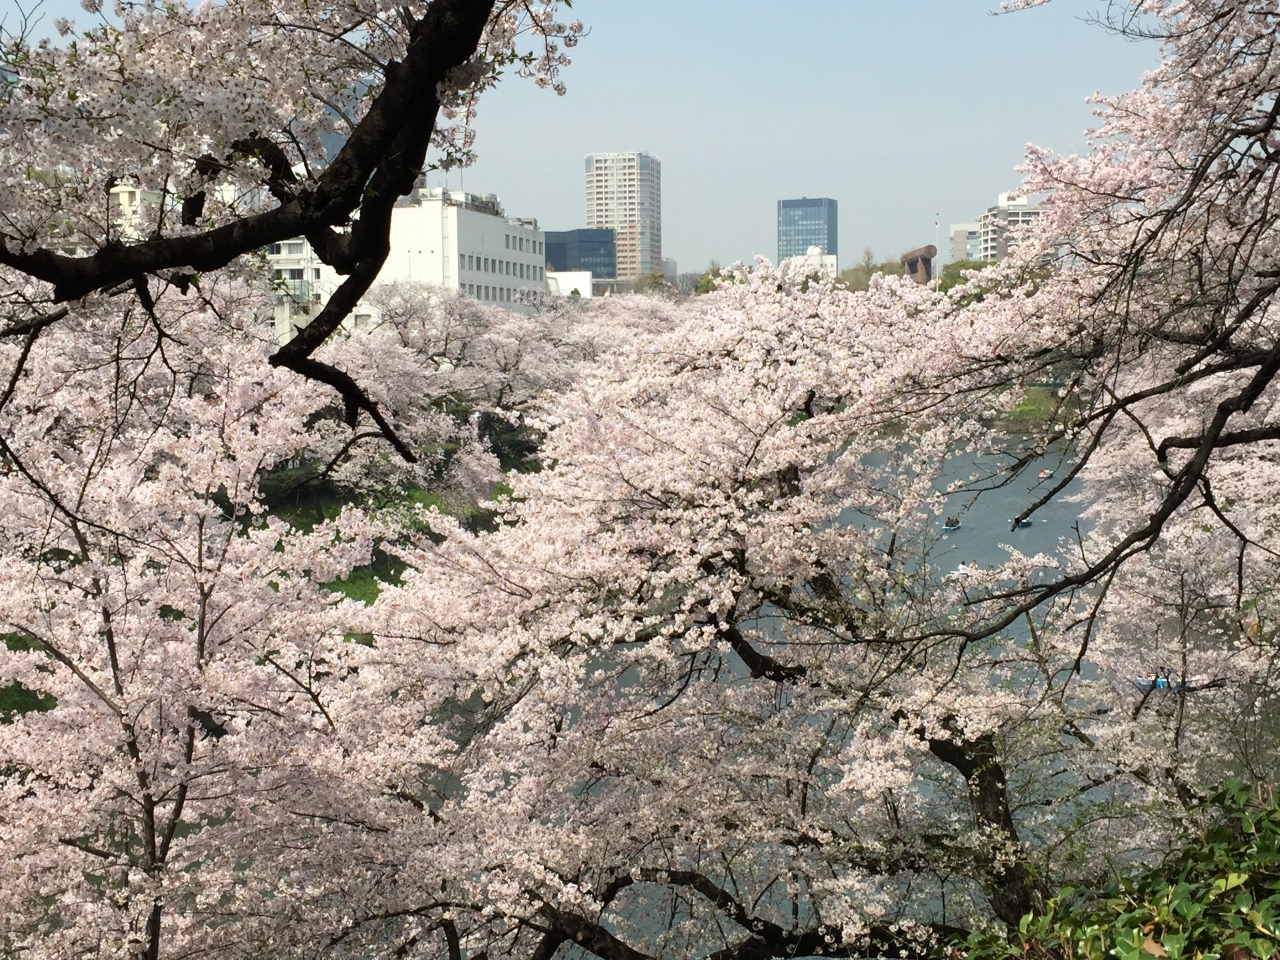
[
  {"xmin": 634, "ymin": 270, "xmax": 674, "ymax": 297},
  {"xmin": 676, "ymin": 272, "xmax": 702, "ymax": 296},
  {"xmin": 836, "ymin": 248, "xmax": 906, "ymax": 291},
  {"xmin": 937, "ymin": 258, "xmax": 991, "ymax": 292},
  {"xmin": 694, "ymin": 260, "xmax": 722, "ymax": 295}
]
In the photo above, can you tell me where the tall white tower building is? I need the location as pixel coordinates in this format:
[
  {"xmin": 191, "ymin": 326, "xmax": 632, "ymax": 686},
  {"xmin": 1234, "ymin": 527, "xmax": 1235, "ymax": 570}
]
[{"xmin": 585, "ymin": 152, "xmax": 661, "ymax": 282}]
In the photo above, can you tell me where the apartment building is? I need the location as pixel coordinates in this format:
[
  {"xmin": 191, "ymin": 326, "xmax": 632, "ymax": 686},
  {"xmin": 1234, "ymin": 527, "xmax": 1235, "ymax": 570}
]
[
  {"xmin": 267, "ymin": 238, "xmax": 343, "ymax": 338},
  {"xmin": 977, "ymin": 193, "xmax": 1039, "ymax": 262},
  {"xmin": 585, "ymin": 152, "xmax": 661, "ymax": 281}
]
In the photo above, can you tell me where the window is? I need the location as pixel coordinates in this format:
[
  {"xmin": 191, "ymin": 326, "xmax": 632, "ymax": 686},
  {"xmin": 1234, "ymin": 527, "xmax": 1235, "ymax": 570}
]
[
  {"xmin": 484, "ymin": 258, "xmax": 490, "ymax": 272},
  {"xmin": 459, "ymin": 254, "xmax": 465, "ymax": 271},
  {"xmin": 284, "ymin": 241, "xmax": 305, "ymax": 255},
  {"xmin": 468, "ymin": 255, "xmax": 474, "ymax": 270},
  {"xmin": 505, "ymin": 235, "xmax": 510, "ymax": 249},
  {"xmin": 518, "ymin": 238, "xmax": 524, "ymax": 252},
  {"xmin": 267, "ymin": 243, "xmax": 282, "ymax": 255},
  {"xmin": 312, "ymin": 268, "xmax": 321, "ymax": 280}
]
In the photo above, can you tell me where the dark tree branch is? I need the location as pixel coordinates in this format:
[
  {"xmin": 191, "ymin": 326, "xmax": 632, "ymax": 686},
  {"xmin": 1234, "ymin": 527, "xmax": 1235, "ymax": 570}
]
[
  {"xmin": 1157, "ymin": 422, "xmax": 1280, "ymax": 461},
  {"xmin": 0, "ymin": 0, "xmax": 496, "ymax": 303}
]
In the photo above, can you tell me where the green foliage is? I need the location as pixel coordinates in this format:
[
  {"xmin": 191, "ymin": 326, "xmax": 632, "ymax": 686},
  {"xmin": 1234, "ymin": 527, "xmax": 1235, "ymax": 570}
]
[
  {"xmin": 0, "ymin": 681, "xmax": 56, "ymax": 722},
  {"xmin": 999, "ymin": 386, "xmax": 1066, "ymax": 429},
  {"xmin": 938, "ymin": 258, "xmax": 991, "ymax": 293},
  {"xmin": 257, "ymin": 467, "xmax": 353, "ymax": 532},
  {"xmin": 959, "ymin": 782, "xmax": 1280, "ymax": 960},
  {"xmin": 836, "ymin": 247, "xmax": 906, "ymax": 292},
  {"xmin": 324, "ymin": 547, "xmax": 406, "ymax": 606},
  {"xmin": 1, "ymin": 632, "xmax": 55, "ymax": 723},
  {"xmin": 694, "ymin": 260, "xmax": 722, "ymax": 296},
  {"xmin": 634, "ymin": 270, "xmax": 671, "ymax": 295}
]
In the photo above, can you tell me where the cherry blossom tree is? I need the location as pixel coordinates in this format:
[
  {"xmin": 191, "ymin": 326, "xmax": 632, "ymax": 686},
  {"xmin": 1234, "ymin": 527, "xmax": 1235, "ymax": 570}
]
[
  {"xmin": 0, "ymin": 0, "xmax": 581, "ymax": 453},
  {"xmin": 325, "ymin": 3, "xmax": 1280, "ymax": 956},
  {"xmin": 0, "ymin": 278, "xmax": 389, "ymax": 960},
  {"xmin": 7, "ymin": 1, "xmax": 1280, "ymax": 959}
]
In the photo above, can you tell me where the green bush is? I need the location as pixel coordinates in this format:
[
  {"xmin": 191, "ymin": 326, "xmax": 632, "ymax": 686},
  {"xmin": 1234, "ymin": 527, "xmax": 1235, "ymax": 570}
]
[{"xmin": 959, "ymin": 782, "xmax": 1280, "ymax": 960}]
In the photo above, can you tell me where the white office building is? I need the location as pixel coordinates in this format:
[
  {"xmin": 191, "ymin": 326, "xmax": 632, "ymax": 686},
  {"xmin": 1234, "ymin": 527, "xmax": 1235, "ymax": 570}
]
[
  {"xmin": 384, "ymin": 186, "xmax": 547, "ymax": 307},
  {"xmin": 267, "ymin": 185, "xmax": 548, "ymax": 339},
  {"xmin": 585, "ymin": 152, "xmax": 662, "ymax": 281}
]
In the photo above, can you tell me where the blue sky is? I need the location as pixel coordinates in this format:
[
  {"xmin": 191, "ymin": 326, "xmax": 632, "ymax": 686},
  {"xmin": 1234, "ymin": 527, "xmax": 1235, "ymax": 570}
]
[
  {"xmin": 10, "ymin": 0, "xmax": 1159, "ymax": 273},
  {"xmin": 454, "ymin": 0, "xmax": 1159, "ymax": 273}
]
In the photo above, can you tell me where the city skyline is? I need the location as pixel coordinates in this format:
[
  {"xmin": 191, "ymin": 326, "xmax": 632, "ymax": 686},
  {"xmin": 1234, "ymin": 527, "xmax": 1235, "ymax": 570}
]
[
  {"xmin": 433, "ymin": 1, "xmax": 1159, "ymax": 275},
  {"xmin": 24, "ymin": 1, "xmax": 1160, "ymax": 276}
]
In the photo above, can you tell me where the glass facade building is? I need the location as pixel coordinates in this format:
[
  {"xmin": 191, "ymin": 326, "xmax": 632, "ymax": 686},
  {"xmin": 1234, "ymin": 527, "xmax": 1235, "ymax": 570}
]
[
  {"xmin": 777, "ymin": 197, "xmax": 838, "ymax": 262},
  {"xmin": 545, "ymin": 228, "xmax": 617, "ymax": 280}
]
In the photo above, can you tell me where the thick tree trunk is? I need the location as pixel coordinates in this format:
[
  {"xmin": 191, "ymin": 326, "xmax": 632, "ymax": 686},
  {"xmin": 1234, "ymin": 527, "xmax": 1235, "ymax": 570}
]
[{"xmin": 926, "ymin": 729, "xmax": 1048, "ymax": 925}]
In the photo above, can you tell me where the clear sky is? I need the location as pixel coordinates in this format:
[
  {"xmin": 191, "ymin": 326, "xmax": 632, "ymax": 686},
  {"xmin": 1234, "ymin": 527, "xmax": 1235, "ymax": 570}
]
[
  {"xmin": 8, "ymin": 0, "xmax": 1160, "ymax": 274},
  {"xmin": 452, "ymin": 0, "xmax": 1159, "ymax": 274}
]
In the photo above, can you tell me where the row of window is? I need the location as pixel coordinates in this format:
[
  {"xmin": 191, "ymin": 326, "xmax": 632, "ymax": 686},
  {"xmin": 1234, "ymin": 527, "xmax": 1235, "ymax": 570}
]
[
  {"xmin": 468, "ymin": 284, "xmax": 527, "ymax": 303},
  {"xmin": 267, "ymin": 241, "xmax": 308, "ymax": 256},
  {"xmin": 504, "ymin": 235, "xmax": 542, "ymax": 253},
  {"xmin": 273, "ymin": 268, "xmax": 322, "ymax": 281},
  {"xmin": 460, "ymin": 254, "xmax": 544, "ymax": 281}
]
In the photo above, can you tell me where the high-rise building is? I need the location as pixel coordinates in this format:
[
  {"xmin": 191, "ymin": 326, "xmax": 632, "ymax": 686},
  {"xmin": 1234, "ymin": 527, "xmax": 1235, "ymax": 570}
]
[
  {"xmin": 977, "ymin": 193, "xmax": 1039, "ymax": 262},
  {"xmin": 777, "ymin": 198, "xmax": 838, "ymax": 265},
  {"xmin": 585, "ymin": 152, "xmax": 662, "ymax": 281},
  {"xmin": 545, "ymin": 228, "xmax": 617, "ymax": 280}
]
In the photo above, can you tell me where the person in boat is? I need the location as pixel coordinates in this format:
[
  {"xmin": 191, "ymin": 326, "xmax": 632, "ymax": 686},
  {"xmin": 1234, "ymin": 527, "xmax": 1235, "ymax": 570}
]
[{"xmin": 944, "ymin": 516, "xmax": 960, "ymax": 529}]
